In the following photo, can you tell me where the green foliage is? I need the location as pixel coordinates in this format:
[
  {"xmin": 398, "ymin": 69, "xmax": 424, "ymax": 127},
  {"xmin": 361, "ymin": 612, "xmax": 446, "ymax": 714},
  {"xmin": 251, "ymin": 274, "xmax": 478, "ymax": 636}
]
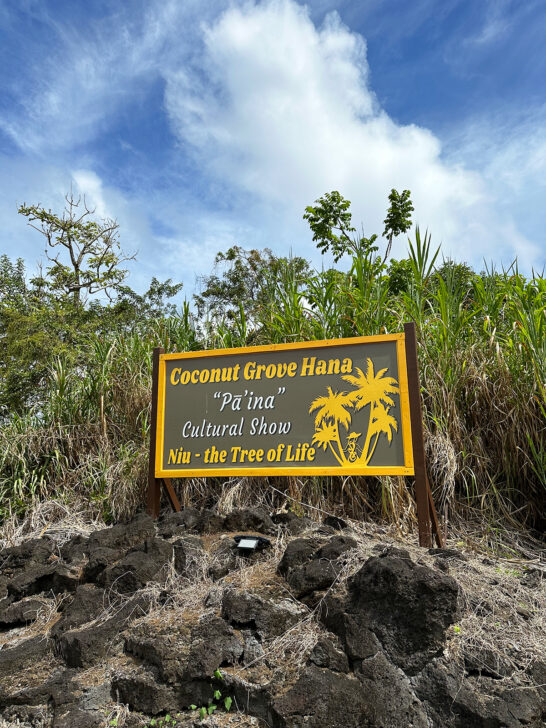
[
  {"xmin": 187, "ymin": 669, "xmax": 233, "ymax": 722},
  {"xmin": 304, "ymin": 188, "xmax": 413, "ymax": 265},
  {"xmin": 0, "ymin": 243, "xmax": 183, "ymax": 418},
  {"xmin": 303, "ymin": 190, "xmax": 356, "ymax": 262},
  {"xmin": 195, "ymin": 245, "xmax": 310, "ymax": 340},
  {"xmin": 0, "ymin": 255, "xmax": 27, "ymax": 301},
  {"xmin": 0, "ymin": 187, "xmax": 544, "ymax": 533},
  {"xmin": 382, "ymin": 188, "xmax": 414, "ymax": 260},
  {"xmin": 0, "ymin": 262, "xmax": 88, "ymax": 415},
  {"xmin": 18, "ymin": 192, "xmax": 134, "ymax": 304},
  {"xmin": 386, "ymin": 258, "xmax": 413, "ymax": 296},
  {"xmin": 100, "ymin": 277, "xmax": 184, "ymax": 326}
]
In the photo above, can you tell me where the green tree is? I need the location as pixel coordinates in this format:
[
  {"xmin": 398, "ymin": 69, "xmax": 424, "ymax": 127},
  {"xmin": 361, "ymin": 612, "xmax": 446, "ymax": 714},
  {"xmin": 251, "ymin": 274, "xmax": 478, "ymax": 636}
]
[
  {"xmin": 0, "ymin": 257, "xmax": 84, "ymax": 415},
  {"xmin": 195, "ymin": 245, "xmax": 310, "ymax": 325},
  {"xmin": 303, "ymin": 191, "xmax": 358, "ymax": 262},
  {"xmin": 102, "ymin": 277, "xmax": 184, "ymax": 328},
  {"xmin": 18, "ymin": 192, "xmax": 134, "ymax": 305},
  {"xmin": 303, "ymin": 188, "xmax": 413, "ymax": 265},
  {"xmin": 386, "ymin": 258, "xmax": 414, "ymax": 296},
  {"xmin": 0, "ymin": 250, "xmax": 183, "ymax": 416},
  {"xmin": 382, "ymin": 188, "xmax": 414, "ymax": 262},
  {"xmin": 0, "ymin": 255, "xmax": 27, "ymax": 302}
]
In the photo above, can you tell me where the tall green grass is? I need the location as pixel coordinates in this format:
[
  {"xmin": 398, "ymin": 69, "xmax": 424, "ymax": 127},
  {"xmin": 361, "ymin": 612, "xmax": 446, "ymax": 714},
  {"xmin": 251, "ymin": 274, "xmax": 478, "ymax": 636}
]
[{"xmin": 0, "ymin": 233, "xmax": 544, "ymax": 532}]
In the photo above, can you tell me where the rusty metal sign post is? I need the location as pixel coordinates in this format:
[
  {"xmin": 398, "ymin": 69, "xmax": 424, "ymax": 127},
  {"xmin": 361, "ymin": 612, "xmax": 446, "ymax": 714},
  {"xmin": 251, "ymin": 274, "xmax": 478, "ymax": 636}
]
[{"xmin": 147, "ymin": 326, "xmax": 443, "ymax": 547}]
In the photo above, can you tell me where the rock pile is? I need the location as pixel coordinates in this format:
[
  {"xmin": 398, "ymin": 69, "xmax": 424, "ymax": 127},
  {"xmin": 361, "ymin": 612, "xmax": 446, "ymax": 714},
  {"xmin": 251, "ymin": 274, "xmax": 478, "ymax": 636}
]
[{"xmin": 0, "ymin": 508, "xmax": 543, "ymax": 727}]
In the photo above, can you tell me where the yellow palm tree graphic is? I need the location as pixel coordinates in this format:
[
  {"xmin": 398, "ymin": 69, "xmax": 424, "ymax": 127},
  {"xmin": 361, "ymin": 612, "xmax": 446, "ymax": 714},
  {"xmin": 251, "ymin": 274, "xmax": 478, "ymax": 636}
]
[
  {"xmin": 342, "ymin": 358, "xmax": 399, "ymax": 411},
  {"xmin": 309, "ymin": 387, "xmax": 353, "ymax": 465},
  {"xmin": 342, "ymin": 358, "xmax": 400, "ymax": 465},
  {"xmin": 363, "ymin": 402, "xmax": 398, "ymax": 465},
  {"xmin": 308, "ymin": 357, "xmax": 400, "ymax": 467}
]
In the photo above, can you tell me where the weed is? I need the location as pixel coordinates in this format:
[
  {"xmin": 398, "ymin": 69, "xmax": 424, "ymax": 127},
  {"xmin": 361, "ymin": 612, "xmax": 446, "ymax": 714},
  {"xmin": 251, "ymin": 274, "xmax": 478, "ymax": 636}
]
[
  {"xmin": 144, "ymin": 713, "xmax": 182, "ymax": 727},
  {"xmin": 189, "ymin": 668, "xmax": 234, "ymax": 721}
]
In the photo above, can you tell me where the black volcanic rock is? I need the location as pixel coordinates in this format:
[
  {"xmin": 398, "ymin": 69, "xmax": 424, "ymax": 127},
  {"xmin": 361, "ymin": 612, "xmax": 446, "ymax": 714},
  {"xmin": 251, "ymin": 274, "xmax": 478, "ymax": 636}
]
[{"xmin": 0, "ymin": 513, "xmax": 540, "ymax": 728}]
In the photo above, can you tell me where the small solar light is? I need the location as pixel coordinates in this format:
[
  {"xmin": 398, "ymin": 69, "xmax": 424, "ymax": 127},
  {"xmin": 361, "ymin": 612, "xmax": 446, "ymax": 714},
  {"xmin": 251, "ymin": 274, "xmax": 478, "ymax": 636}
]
[
  {"xmin": 237, "ymin": 537, "xmax": 259, "ymax": 551},
  {"xmin": 233, "ymin": 535, "xmax": 271, "ymax": 554}
]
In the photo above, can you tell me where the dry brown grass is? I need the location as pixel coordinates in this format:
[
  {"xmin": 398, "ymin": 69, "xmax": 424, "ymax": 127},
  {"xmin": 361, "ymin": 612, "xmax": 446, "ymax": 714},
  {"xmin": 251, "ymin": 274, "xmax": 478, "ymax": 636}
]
[
  {"xmin": 0, "ymin": 710, "xmax": 53, "ymax": 728},
  {"xmin": 2, "ymin": 496, "xmax": 544, "ymax": 714},
  {"xmin": 0, "ymin": 498, "xmax": 106, "ymax": 550}
]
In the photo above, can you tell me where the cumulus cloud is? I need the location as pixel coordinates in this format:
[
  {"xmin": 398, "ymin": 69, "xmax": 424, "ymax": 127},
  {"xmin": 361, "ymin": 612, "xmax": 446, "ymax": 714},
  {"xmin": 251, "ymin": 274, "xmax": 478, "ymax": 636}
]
[
  {"xmin": 163, "ymin": 0, "xmax": 502, "ymax": 263},
  {"xmin": 0, "ymin": 0, "xmax": 543, "ymax": 288}
]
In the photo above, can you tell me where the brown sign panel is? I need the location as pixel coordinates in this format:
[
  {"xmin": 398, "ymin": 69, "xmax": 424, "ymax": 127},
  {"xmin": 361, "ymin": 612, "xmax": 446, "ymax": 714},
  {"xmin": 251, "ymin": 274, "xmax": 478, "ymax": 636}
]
[{"xmin": 155, "ymin": 335, "xmax": 414, "ymax": 478}]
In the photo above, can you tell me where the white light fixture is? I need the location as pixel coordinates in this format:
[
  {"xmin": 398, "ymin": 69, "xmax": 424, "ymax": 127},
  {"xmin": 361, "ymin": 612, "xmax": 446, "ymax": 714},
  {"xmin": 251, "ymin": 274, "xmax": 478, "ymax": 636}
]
[
  {"xmin": 233, "ymin": 535, "xmax": 271, "ymax": 553},
  {"xmin": 237, "ymin": 537, "xmax": 259, "ymax": 550}
]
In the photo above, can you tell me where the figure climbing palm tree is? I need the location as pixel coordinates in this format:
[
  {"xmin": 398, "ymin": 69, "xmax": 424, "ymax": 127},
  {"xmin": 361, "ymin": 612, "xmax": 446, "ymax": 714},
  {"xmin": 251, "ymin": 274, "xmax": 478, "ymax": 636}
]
[{"xmin": 342, "ymin": 358, "xmax": 399, "ymax": 465}]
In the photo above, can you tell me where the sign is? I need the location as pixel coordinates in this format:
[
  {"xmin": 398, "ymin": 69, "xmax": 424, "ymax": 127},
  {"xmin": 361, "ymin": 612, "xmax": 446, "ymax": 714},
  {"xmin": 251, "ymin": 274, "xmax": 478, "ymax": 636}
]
[{"xmin": 154, "ymin": 335, "xmax": 414, "ymax": 478}]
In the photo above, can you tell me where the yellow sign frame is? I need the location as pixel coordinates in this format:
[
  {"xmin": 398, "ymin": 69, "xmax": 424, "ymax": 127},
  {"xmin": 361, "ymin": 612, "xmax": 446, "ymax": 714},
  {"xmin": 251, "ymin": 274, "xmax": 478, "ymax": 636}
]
[{"xmin": 154, "ymin": 334, "xmax": 414, "ymax": 479}]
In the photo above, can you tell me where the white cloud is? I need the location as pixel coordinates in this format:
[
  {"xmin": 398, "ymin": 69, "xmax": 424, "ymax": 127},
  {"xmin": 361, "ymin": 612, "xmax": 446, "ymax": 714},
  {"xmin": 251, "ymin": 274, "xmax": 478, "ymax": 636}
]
[
  {"xmin": 164, "ymin": 0, "xmax": 522, "ymax": 266},
  {"xmin": 0, "ymin": 0, "xmax": 217, "ymax": 155},
  {"xmin": 0, "ymin": 0, "xmax": 543, "ymax": 288}
]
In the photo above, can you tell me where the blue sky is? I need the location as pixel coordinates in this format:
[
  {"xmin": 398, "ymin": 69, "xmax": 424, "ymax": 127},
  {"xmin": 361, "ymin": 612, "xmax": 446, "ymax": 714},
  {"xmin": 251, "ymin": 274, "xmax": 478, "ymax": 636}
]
[{"xmin": 0, "ymin": 0, "xmax": 544, "ymax": 299}]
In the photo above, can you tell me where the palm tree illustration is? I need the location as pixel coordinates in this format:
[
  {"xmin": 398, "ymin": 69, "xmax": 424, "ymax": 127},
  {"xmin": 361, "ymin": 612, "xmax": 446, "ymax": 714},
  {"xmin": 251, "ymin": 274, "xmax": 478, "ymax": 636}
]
[
  {"xmin": 308, "ymin": 358, "xmax": 400, "ymax": 467},
  {"xmin": 309, "ymin": 387, "xmax": 353, "ymax": 465},
  {"xmin": 362, "ymin": 402, "xmax": 398, "ymax": 464},
  {"xmin": 342, "ymin": 358, "xmax": 399, "ymax": 465}
]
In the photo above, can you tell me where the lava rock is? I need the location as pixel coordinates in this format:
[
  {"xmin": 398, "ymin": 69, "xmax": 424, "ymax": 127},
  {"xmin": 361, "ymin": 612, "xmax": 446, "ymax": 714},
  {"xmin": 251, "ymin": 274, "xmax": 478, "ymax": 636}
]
[
  {"xmin": 320, "ymin": 595, "xmax": 382, "ymax": 662},
  {"xmin": 323, "ymin": 516, "xmax": 349, "ymax": 531},
  {"xmin": 50, "ymin": 584, "xmax": 106, "ymax": 637},
  {"xmin": 241, "ymin": 630, "xmax": 265, "ymax": 666},
  {"xmin": 0, "ymin": 635, "xmax": 52, "ymax": 680},
  {"xmin": 354, "ymin": 650, "xmax": 429, "ymax": 727},
  {"xmin": 316, "ymin": 535, "xmax": 357, "ymax": 560},
  {"xmin": 98, "ymin": 541, "xmax": 173, "ymax": 593},
  {"xmin": 198, "ymin": 510, "xmax": 226, "ymax": 534},
  {"xmin": 7, "ymin": 562, "xmax": 79, "ymax": 599},
  {"xmin": 111, "ymin": 668, "xmax": 176, "ymax": 715},
  {"xmin": 60, "ymin": 534, "xmax": 89, "ymax": 564},
  {"xmin": 271, "ymin": 512, "xmax": 313, "ymax": 535},
  {"xmin": 224, "ymin": 507, "xmax": 276, "ymax": 535},
  {"xmin": 57, "ymin": 594, "xmax": 150, "ymax": 667},
  {"xmin": 414, "ymin": 658, "xmax": 545, "ymax": 728},
  {"xmin": 87, "ymin": 512, "xmax": 155, "ymax": 552},
  {"xmin": 463, "ymin": 644, "xmax": 514, "ymax": 678},
  {"xmin": 0, "ymin": 597, "xmax": 46, "ymax": 627},
  {"xmin": 53, "ymin": 706, "xmax": 104, "ymax": 728},
  {"xmin": 209, "ymin": 538, "xmax": 238, "ymax": 580},
  {"xmin": 274, "ymin": 664, "xmax": 373, "ymax": 727},
  {"xmin": 157, "ymin": 507, "xmax": 202, "ymax": 537},
  {"xmin": 278, "ymin": 537, "xmax": 322, "ymax": 576},
  {"xmin": 348, "ymin": 547, "xmax": 459, "ymax": 674},
  {"xmin": 221, "ymin": 589, "xmax": 306, "ymax": 638},
  {"xmin": 286, "ymin": 558, "xmax": 341, "ymax": 598},
  {"xmin": 308, "ymin": 636, "xmax": 349, "ymax": 673},
  {"xmin": 172, "ymin": 536, "xmax": 205, "ymax": 575},
  {"xmin": 124, "ymin": 618, "xmax": 193, "ymax": 684},
  {"xmin": 81, "ymin": 546, "xmax": 122, "ymax": 582},
  {"xmin": 131, "ymin": 536, "xmax": 174, "ymax": 563},
  {"xmin": 183, "ymin": 614, "xmax": 244, "ymax": 678},
  {"xmin": 0, "ymin": 539, "xmax": 54, "ymax": 573}
]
